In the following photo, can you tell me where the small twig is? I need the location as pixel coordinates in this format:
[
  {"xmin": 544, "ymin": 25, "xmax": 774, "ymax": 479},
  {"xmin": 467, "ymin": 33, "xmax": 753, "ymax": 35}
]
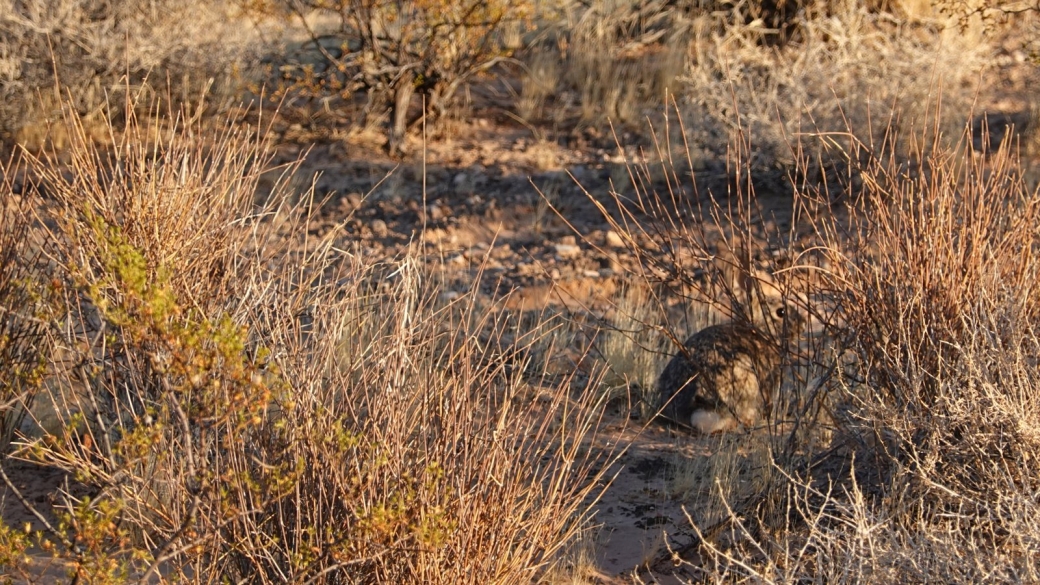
[{"xmin": 300, "ymin": 538, "xmax": 409, "ymax": 585}]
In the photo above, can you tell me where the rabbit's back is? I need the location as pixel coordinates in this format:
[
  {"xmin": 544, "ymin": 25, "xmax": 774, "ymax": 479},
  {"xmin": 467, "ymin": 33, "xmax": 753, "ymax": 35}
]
[{"xmin": 656, "ymin": 323, "xmax": 779, "ymax": 433}]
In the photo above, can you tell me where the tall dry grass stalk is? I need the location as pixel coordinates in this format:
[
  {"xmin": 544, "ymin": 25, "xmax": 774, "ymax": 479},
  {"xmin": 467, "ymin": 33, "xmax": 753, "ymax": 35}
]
[{"xmin": 0, "ymin": 97, "xmax": 610, "ymax": 582}]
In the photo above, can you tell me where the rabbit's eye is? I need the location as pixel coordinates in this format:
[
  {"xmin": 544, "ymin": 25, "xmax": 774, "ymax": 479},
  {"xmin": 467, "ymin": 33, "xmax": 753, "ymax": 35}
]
[{"xmin": 776, "ymin": 308, "xmax": 786, "ymax": 318}]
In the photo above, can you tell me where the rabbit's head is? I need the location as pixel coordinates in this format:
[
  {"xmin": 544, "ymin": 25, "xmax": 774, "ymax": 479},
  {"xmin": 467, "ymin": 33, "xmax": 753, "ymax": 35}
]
[
  {"xmin": 734, "ymin": 270, "xmax": 806, "ymax": 339},
  {"xmin": 760, "ymin": 290, "xmax": 806, "ymax": 339}
]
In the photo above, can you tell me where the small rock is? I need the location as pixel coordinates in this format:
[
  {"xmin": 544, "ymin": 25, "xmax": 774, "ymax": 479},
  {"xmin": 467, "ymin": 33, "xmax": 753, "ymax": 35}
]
[
  {"xmin": 554, "ymin": 243, "xmax": 581, "ymax": 259},
  {"xmin": 491, "ymin": 245, "xmax": 513, "ymax": 260},
  {"xmin": 559, "ymin": 235, "xmax": 577, "ymax": 246},
  {"xmin": 371, "ymin": 219, "xmax": 388, "ymax": 238},
  {"xmin": 427, "ymin": 203, "xmax": 446, "ymax": 221},
  {"xmin": 583, "ymin": 270, "xmax": 601, "ymax": 278},
  {"xmin": 605, "ymin": 230, "xmax": 625, "ymax": 248},
  {"xmin": 343, "ymin": 192, "xmax": 364, "ymax": 211}
]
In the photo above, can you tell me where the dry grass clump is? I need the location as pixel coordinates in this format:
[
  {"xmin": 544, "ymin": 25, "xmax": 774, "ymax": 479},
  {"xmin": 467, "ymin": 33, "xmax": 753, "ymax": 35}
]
[
  {"xmin": 0, "ymin": 158, "xmax": 55, "ymax": 452},
  {"xmin": 677, "ymin": 121, "xmax": 1040, "ymax": 582},
  {"xmin": 596, "ymin": 284, "xmax": 672, "ymax": 406},
  {"xmin": 713, "ymin": 120, "xmax": 1040, "ymax": 583},
  {"xmin": 0, "ymin": 99, "xmax": 608, "ymax": 582},
  {"xmin": 0, "ymin": 0, "xmax": 264, "ymax": 148},
  {"xmin": 668, "ymin": 433, "xmax": 773, "ymax": 532},
  {"xmin": 560, "ymin": 0, "xmax": 689, "ymax": 125},
  {"xmin": 677, "ymin": 1, "xmax": 993, "ymax": 169},
  {"xmin": 518, "ymin": 0, "xmax": 691, "ymax": 126},
  {"xmin": 788, "ymin": 121, "xmax": 1040, "ymax": 581},
  {"xmin": 597, "ymin": 104, "xmax": 1040, "ymax": 579},
  {"xmin": 515, "ymin": 0, "xmax": 997, "ymax": 170}
]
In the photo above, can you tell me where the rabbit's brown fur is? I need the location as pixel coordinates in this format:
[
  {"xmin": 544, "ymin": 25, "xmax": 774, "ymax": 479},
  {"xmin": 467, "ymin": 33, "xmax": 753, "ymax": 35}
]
[{"xmin": 656, "ymin": 297, "xmax": 802, "ymax": 433}]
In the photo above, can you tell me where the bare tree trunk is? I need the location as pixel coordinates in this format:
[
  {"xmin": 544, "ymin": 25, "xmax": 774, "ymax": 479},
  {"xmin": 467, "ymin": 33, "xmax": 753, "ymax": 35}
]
[{"xmin": 387, "ymin": 79, "xmax": 415, "ymax": 157}]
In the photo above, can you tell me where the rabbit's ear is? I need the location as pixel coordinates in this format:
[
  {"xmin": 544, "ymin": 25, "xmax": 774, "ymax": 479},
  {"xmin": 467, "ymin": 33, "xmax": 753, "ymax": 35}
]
[
  {"xmin": 743, "ymin": 269, "xmax": 789, "ymax": 327},
  {"xmin": 729, "ymin": 271, "xmax": 753, "ymax": 303},
  {"xmin": 728, "ymin": 238, "xmax": 755, "ymax": 310},
  {"xmin": 731, "ymin": 268, "xmax": 774, "ymax": 297},
  {"xmin": 756, "ymin": 271, "xmax": 784, "ymax": 299}
]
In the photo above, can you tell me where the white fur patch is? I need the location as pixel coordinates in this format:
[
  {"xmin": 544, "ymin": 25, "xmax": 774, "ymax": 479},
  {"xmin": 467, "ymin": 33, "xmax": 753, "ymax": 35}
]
[{"xmin": 690, "ymin": 410, "xmax": 737, "ymax": 434}]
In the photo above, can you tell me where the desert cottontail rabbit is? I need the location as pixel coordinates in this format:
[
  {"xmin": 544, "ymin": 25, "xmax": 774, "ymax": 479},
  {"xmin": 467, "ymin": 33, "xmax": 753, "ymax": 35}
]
[{"xmin": 656, "ymin": 277, "xmax": 803, "ymax": 434}]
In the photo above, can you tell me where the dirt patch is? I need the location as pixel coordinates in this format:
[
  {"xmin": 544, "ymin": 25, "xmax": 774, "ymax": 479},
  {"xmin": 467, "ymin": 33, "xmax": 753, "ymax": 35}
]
[{"xmin": 582, "ymin": 422, "xmax": 725, "ymax": 582}]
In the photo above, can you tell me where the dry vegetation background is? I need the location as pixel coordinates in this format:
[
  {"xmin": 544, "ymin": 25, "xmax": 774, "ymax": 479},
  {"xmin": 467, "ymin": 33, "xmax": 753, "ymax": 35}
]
[{"xmin": 1, "ymin": 0, "xmax": 1040, "ymax": 582}]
